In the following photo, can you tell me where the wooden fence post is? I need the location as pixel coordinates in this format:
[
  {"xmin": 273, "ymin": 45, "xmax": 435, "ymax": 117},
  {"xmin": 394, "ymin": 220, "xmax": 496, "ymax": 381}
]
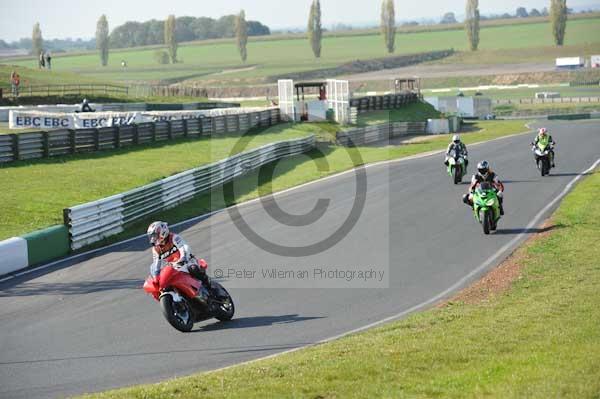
[
  {"xmin": 11, "ymin": 134, "xmax": 19, "ymax": 161},
  {"xmin": 94, "ymin": 128, "xmax": 100, "ymax": 151},
  {"xmin": 69, "ymin": 130, "xmax": 76, "ymax": 154},
  {"xmin": 42, "ymin": 131, "xmax": 49, "ymax": 157},
  {"xmin": 133, "ymin": 124, "xmax": 139, "ymax": 145},
  {"xmin": 115, "ymin": 126, "xmax": 121, "ymax": 148}
]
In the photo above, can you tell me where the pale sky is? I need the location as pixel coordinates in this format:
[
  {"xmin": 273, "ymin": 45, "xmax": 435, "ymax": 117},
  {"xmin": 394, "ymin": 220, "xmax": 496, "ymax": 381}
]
[{"xmin": 0, "ymin": 0, "xmax": 598, "ymax": 41}]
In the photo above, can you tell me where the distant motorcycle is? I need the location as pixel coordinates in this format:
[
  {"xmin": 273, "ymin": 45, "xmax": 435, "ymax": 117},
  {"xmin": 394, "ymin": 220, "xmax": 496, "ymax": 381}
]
[
  {"xmin": 446, "ymin": 148, "xmax": 467, "ymax": 184},
  {"xmin": 144, "ymin": 263, "xmax": 234, "ymax": 332},
  {"xmin": 531, "ymin": 141, "xmax": 553, "ymax": 177},
  {"xmin": 472, "ymin": 182, "xmax": 501, "ymax": 235}
]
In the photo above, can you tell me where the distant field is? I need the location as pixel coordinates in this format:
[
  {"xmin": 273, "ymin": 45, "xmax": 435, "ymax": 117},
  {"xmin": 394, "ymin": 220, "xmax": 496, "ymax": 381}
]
[
  {"xmin": 426, "ymin": 85, "xmax": 600, "ymax": 100},
  {"xmin": 7, "ymin": 18, "xmax": 600, "ymax": 86}
]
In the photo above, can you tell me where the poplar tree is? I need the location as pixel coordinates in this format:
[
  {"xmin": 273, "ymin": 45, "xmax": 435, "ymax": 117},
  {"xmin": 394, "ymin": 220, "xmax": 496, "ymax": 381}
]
[
  {"xmin": 96, "ymin": 15, "xmax": 109, "ymax": 66},
  {"xmin": 550, "ymin": 0, "xmax": 568, "ymax": 46},
  {"xmin": 381, "ymin": 0, "xmax": 396, "ymax": 54},
  {"xmin": 465, "ymin": 0, "xmax": 480, "ymax": 51},
  {"xmin": 164, "ymin": 15, "xmax": 177, "ymax": 63},
  {"xmin": 235, "ymin": 10, "xmax": 248, "ymax": 63},
  {"xmin": 32, "ymin": 23, "xmax": 43, "ymax": 58},
  {"xmin": 308, "ymin": 0, "xmax": 322, "ymax": 58}
]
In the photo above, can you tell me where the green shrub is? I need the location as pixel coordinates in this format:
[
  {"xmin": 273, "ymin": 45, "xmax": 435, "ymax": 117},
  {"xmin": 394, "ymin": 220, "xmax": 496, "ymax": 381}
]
[{"xmin": 154, "ymin": 50, "xmax": 170, "ymax": 65}]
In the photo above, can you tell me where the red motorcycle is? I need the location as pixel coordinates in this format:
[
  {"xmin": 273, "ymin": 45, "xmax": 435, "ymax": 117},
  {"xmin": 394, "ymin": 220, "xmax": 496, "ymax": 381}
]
[{"xmin": 143, "ymin": 262, "xmax": 235, "ymax": 332}]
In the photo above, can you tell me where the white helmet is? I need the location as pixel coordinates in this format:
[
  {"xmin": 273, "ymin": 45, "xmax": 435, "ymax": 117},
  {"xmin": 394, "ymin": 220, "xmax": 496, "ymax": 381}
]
[
  {"xmin": 147, "ymin": 221, "xmax": 169, "ymax": 245},
  {"xmin": 453, "ymin": 134, "xmax": 460, "ymax": 143}
]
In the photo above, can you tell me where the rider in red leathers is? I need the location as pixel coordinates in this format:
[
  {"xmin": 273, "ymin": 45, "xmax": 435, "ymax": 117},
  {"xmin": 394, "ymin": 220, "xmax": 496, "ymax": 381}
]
[{"xmin": 147, "ymin": 221, "xmax": 212, "ymax": 291}]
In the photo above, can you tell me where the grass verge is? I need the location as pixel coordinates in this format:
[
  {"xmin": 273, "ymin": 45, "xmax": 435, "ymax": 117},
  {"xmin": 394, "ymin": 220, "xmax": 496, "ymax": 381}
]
[
  {"xmin": 80, "ymin": 167, "xmax": 600, "ymax": 399},
  {"xmin": 6, "ymin": 18, "xmax": 600, "ymax": 85}
]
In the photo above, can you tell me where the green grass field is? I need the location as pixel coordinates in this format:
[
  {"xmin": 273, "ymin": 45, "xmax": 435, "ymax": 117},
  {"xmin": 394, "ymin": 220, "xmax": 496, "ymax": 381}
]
[
  {"xmin": 79, "ymin": 167, "xmax": 600, "ymax": 399},
  {"xmin": 6, "ymin": 18, "xmax": 600, "ymax": 85}
]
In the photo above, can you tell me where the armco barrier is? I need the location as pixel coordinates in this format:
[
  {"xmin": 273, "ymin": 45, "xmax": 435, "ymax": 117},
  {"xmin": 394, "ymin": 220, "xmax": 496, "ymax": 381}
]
[
  {"xmin": 337, "ymin": 122, "xmax": 426, "ymax": 146},
  {"xmin": 1, "ymin": 108, "xmax": 281, "ymax": 164},
  {"xmin": 63, "ymin": 135, "xmax": 316, "ymax": 250},
  {"xmin": 548, "ymin": 113, "xmax": 591, "ymax": 120},
  {"xmin": 0, "ymin": 237, "xmax": 29, "ymax": 276},
  {"xmin": 22, "ymin": 225, "xmax": 70, "ymax": 266}
]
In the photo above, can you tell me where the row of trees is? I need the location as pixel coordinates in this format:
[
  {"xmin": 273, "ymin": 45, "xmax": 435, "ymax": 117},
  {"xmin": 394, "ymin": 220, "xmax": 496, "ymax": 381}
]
[
  {"xmin": 305, "ymin": 0, "xmax": 569, "ymax": 59},
  {"xmin": 29, "ymin": 1, "xmax": 573, "ymax": 66},
  {"xmin": 95, "ymin": 12, "xmax": 250, "ymax": 66},
  {"xmin": 441, "ymin": 7, "xmax": 550, "ymax": 25},
  {"xmin": 27, "ymin": 13, "xmax": 260, "ymax": 66},
  {"xmin": 464, "ymin": 0, "xmax": 568, "ymax": 51},
  {"xmin": 107, "ymin": 15, "xmax": 269, "ymax": 49}
]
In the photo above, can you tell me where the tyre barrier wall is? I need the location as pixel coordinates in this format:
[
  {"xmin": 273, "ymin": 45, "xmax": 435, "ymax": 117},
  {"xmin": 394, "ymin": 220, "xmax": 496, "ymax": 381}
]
[
  {"xmin": 0, "ymin": 108, "xmax": 280, "ymax": 164},
  {"xmin": 63, "ymin": 135, "xmax": 316, "ymax": 250},
  {"xmin": 349, "ymin": 92, "xmax": 419, "ymax": 113},
  {"xmin": 0, "ymin": 102, "xmax": 240, "ymax": 122},
  {"xmin": 336, "ymin": 122, "xmax": 427, "ymax": 146},
  {"xmin": 0, "ymin": 226, "xmax": 69, "ymax": 276}
]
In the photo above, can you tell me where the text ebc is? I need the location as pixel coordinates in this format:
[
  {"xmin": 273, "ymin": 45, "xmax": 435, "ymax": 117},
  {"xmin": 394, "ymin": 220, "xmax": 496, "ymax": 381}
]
[{"xmin": 15, "ymin": 116, "xmax": 70, "ymax": 128}]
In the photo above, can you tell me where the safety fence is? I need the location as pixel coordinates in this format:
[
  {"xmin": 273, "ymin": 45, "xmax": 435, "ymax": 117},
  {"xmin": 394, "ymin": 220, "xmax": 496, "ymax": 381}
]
[
  {"xmin": 0, "ymin": 108, "xmax": 280, "ymax": 164},
  {"xmin": 63, "ymin": 135, "xmax": 316, "ymax": 250},
  {"xmin": 494, "ymin": 97, "xmax": 600, "ymax": 105},
  {"xmin": 547, "ymin": 112, "xmax": 600, "ymax": 120},
  {"xmin": 336, "ymin": 122, "xmax": 427, "ymax": 146},
  {"xmin": 0, "ymin": 84, "xmax": 129, "ymax": 98},
  {"xmin": 350, "ymin": 92, "xmax": 419, "ymax": 113}
]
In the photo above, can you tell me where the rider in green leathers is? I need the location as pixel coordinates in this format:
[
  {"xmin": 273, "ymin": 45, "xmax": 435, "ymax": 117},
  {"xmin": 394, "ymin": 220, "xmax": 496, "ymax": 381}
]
[
  {"xmin": 533, "ymin": 128, "xmax": 556, "ymax": 168},
  {"xmin": 463, "ymin": 161, "xmax": 505, "ymax": 216}
]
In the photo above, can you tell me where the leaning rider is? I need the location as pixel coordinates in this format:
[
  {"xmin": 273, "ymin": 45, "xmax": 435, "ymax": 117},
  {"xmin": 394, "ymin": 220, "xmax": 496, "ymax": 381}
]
[
  {"xmin": 444, "ymin": 134, "xmax": 469, "ymax": 169},
  {"xmin": 533, "ymin": 127, "xmax": 556, "ymax": 168},
  {"xmin": 80, "ymin": 98, "xmax": 95, "ymax": 113},
  {"xmin": 462, "ymin": 160, "xmax": 505, "ymax": 216},
  {"xmin": 147, "ymin": 221, "xmax": 213, "ymax": 293}
]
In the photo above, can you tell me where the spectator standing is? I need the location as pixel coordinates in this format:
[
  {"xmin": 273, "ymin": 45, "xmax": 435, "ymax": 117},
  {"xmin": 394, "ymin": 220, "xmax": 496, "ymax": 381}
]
[
  {"xmin": 45, "ymin": 52, "xmax": 52, "ymax": 70},
  {"xmin": 10, "ymin": 71, "xmax": 20, "ymax": 97},
  {"xmin": 39, "ymin": 51, "xmax": 45, "ymax": 69}
]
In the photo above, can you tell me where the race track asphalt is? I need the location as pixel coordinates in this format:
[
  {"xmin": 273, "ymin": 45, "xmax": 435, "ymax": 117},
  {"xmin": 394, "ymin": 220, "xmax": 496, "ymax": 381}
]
[{"xmin": 0, "ymin": 120, "xmax": 598, "ymax": 399}]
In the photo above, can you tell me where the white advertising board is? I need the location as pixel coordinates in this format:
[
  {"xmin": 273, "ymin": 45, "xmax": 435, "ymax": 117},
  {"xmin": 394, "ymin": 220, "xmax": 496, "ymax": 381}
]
[{"xmin": 9, "ymin": 107, "xmax": 267, "ymax": 130}]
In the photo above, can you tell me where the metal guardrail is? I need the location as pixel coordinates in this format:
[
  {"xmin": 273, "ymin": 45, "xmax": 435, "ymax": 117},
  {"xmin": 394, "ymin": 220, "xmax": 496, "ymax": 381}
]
[
  {"xmin": 63, "ymin": 135, "xmax": 316, "ymax": 250},
  {"xmin": 494, "ymin": 97, "xmax": 600, "ymax": 105},
  {"xmin": 336, "ymin": 121, "xmax": 427, "ymax": 146},
  {"xmin": 0, "ymin": 108, "xmax": 280, "ymax": 164},
  {"xmin": 0, "ymin": 84, "xmax": 129, "ymax": 98},
  {"xmin": 350, "ymin": 93, "xmax": 419, "ymax": 113}
]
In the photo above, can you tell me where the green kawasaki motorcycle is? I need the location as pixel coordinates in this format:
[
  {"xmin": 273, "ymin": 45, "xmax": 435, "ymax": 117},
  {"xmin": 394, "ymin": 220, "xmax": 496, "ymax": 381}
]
[
  {"xmin": 447, "ymin": 148, "xmax": 467, "ymax": 184},
  {"xmin": 472, "ymin": 182, "xmax": 501, "ymax": 235}
]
